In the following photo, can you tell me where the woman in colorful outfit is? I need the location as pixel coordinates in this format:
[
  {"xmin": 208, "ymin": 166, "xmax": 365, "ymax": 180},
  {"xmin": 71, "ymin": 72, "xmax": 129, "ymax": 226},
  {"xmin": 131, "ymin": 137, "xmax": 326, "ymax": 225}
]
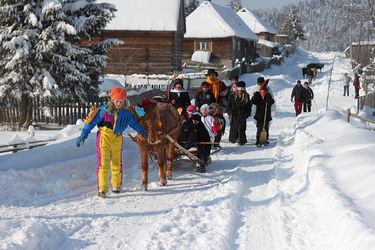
[{"xmin": 76, "ymin": 87, "xmax": 147, "ymax": 198}]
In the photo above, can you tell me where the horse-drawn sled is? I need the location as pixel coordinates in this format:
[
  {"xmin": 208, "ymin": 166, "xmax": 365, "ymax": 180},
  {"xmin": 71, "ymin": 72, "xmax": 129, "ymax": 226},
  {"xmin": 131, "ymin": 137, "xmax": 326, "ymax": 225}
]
[{"xmin": 128, "ymin": 99, "xmax": 221, "ymax": 189}]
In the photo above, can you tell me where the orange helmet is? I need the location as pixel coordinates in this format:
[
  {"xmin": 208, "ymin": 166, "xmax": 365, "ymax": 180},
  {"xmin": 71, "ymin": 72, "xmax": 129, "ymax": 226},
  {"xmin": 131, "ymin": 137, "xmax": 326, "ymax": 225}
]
[{"xmin": 110, "ymin": 87, "xmax": 127, "ymax": 101}]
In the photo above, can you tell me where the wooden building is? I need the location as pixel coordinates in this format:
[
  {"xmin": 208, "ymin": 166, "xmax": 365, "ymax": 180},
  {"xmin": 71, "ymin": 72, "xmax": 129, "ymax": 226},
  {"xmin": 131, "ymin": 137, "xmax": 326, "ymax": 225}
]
[
  {"xmin": 98, "ymin": 0, "xmax": 185, "ymax": 75},
  {"xmin": 237, "ymin": 8, "xmax": 278, "ymax": 57},
  {"xmin": 345, "ymin": 41, "xmax": 375, "ymax": 67},
  {"xmin": 183, "ymin": 1, "xmax": 258, "ymax": 69}
]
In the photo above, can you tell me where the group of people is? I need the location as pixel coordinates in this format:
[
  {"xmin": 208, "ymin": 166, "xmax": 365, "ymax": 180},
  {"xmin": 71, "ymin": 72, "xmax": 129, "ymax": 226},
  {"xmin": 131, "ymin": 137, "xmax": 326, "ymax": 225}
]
[
  {"xmin": 168, "ymin": 70, "xmax": 276, "ymax": 172},
  {"xmin": 74, "ymin": 70, "xmax": 277, "ymax": 196},
  {"xmin": 343, "ymin": 72, "xmax": 361, "ymax": 98},
  {"xmin": 291, "ymin": 80, "xmax": 314, "ymax": 116}
]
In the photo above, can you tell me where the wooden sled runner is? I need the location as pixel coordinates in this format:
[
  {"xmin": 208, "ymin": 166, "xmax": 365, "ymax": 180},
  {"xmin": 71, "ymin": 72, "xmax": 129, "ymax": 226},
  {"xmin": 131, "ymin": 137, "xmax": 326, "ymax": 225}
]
[{"xmin": 165, "ymin": 134, "xmax": 204, "ymax": 168}]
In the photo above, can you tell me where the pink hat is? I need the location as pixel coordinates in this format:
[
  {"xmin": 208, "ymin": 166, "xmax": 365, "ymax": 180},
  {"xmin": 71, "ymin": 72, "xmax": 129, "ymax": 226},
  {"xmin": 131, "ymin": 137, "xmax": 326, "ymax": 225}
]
[{"xmin": 187, "ymin": 105, "xmax": 196, "ymax": 112}]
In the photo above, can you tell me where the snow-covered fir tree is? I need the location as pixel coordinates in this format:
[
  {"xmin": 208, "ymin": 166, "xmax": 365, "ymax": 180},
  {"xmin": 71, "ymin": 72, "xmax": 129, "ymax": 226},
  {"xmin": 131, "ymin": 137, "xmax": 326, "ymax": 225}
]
[
  {"xmin": 0, "ymin": 0, "xmax": 121, "ymax": 128},
  {"xmin": 228, "ymin": 0, "xmax": 242, "ymax": 12},
  {"xmin": 278, "ymin": 6, "xmax": 305, "ymax": 42},
  {"xmin": 185, "ymin": 0, "xmax": 199, "ymax": 16}
]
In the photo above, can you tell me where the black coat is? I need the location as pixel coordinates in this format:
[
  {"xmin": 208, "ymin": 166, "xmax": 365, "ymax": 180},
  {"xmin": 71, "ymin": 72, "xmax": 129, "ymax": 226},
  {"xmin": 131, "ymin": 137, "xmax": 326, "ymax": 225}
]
[
  {"xmin": 189, "ymin": 121, "xmax": 210, "ymax": 145},
  {"xmin": 251, "ymin": 92, "xmax": 275, "ymax": 123},
  {"xmin": 169, "ymin": 89, "xmax": 191, "ymax": 112},
  {"xmin": 178, "ymin": 118, "xmax": 194, "ymax": 143},
  {"xmin": 195, "ymin": 91, "xmax": 216, "ymax": 109},
  {"xmin": 302, "ymin": 87, "xmax": 314, "ymax": 102},
  {"xmin": 227, "ymin": 91, "xmax": 252, "ymax": 119}
]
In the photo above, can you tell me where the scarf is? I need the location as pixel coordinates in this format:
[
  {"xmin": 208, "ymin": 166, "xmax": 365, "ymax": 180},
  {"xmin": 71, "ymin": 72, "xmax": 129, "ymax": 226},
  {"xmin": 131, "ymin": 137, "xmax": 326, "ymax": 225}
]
[{"xmin": 206, "ymin": 77, "xmax": 220, "ymax": 101}]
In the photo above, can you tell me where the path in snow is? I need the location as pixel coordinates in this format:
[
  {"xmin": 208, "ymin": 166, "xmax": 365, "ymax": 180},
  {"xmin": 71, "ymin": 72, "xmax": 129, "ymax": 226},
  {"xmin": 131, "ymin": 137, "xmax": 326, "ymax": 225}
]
[{"xmin": 1, "ymin": 50, "xmax": 374, "ymax": 249}]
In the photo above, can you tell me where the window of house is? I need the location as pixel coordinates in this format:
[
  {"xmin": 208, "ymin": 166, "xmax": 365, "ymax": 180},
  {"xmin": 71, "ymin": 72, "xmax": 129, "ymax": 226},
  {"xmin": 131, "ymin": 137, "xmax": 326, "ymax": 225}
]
[
  {"xmin": 237, "ymin": 41, "xmax": 241, "ymax": 51},
  {"xmin": 196, "ymin": 41, "xmax": 211, "ymax": 51}
]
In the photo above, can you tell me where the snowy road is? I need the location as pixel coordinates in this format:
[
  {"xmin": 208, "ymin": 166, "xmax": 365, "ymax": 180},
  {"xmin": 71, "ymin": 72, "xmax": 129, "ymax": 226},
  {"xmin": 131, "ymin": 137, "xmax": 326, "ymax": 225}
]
[{"xmin": 1, "ymin": 50, "xmax": 375, "ymax": 249}]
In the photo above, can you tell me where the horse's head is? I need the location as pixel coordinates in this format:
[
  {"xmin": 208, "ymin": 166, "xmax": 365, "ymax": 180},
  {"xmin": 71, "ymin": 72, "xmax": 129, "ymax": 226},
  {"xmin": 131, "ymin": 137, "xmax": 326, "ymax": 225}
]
[{"xmin": 141, "ymin": 99, "xmax": 163, "ymax": 145}]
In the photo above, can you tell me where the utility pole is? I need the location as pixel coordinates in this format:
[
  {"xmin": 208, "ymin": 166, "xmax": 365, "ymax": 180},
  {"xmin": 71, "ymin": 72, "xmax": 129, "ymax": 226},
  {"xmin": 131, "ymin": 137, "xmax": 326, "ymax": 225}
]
[{"xmin": 326, "ymin": 52, "xmax": 337, "ymax": 111}]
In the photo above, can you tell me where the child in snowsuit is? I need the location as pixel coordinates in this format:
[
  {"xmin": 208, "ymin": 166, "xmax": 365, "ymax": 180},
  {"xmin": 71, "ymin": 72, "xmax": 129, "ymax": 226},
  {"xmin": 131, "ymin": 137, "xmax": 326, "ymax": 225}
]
[{"xmin": 76, "ymin": 87, "xmax": 147, "ymax": 198}]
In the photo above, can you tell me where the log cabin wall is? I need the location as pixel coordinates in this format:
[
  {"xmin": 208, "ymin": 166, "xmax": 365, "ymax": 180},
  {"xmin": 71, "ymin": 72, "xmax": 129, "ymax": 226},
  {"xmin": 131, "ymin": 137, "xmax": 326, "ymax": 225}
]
[
  {"xmin": 101, "ymin": 31, "xmax": 183, "ymax": 75},
  {"xmin": 183, "ymin": 37, "xmax": 256, "ymax": 68}
]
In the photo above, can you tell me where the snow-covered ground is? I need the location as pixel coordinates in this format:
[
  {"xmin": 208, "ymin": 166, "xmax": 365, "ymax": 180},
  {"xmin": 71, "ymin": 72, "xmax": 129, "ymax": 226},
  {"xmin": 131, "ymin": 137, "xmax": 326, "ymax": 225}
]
[{"xmin": 1, "ymin": 49, "xmax": 374, "ymax": 250}]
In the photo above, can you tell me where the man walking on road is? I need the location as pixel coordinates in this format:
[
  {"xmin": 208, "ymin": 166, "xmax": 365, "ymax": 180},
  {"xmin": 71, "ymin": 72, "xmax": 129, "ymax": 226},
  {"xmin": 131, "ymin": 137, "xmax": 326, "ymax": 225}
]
[{"xmin": 291, "ymin": 80, "xmax": 304, "ymax": 116}]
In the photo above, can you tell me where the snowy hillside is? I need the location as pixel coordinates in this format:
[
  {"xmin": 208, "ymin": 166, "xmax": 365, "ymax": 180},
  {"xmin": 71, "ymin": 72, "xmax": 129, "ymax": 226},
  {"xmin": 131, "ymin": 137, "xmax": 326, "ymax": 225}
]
[{"xmin": 1, "ymin": 49, "xmax": 375, "ymax": 250}]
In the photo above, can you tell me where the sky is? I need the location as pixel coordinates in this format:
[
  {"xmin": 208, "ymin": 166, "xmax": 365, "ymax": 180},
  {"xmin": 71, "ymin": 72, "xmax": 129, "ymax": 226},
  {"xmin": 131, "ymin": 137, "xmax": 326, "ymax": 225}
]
[
  {"xmin": 213, "ymin": 0, "xmax": 301, "ymax": 9},
  {"xmin": 1, "ymin": 48, "xmax": 375, "ymax": 249}
]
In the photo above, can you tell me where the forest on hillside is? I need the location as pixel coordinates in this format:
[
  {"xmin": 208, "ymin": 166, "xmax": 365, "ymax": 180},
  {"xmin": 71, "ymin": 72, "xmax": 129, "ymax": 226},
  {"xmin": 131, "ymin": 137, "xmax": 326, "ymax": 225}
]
[{"xmin": 253, "ymin": 0, "xmax": 375, "ymax": 52}]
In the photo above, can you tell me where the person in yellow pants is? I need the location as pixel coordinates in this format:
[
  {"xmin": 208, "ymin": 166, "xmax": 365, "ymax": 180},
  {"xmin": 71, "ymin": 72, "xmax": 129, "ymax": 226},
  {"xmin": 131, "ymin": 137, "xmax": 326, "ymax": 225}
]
[{"xmin": 76, "ymin": 87, "xmax": 147, "ymax": 198}]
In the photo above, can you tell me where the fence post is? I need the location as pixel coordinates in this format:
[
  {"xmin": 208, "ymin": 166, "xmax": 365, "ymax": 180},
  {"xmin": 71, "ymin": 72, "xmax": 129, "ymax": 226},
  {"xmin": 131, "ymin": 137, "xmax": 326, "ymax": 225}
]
[
  {"xmin": 357, "ymin": 97, "xmax": 360, "ymax": 114},
  {"xmin": 347, "ymin": 108, "xmax": 351, "ymax": 123}
]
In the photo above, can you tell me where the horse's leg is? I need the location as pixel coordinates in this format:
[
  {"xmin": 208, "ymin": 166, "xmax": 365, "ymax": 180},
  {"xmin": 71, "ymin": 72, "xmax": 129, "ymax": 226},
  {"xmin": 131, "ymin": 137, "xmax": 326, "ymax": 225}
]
[
  {"xmin": 140, "ymin": 149, "xmax": 149, "ymax": 191},
  {"xmin": 157, "ymin": 148, "xmax": 167, "ymax": 186},
  {"xmin": 166, "ymin": 142, "xmax": 175, "ymax": 180}
]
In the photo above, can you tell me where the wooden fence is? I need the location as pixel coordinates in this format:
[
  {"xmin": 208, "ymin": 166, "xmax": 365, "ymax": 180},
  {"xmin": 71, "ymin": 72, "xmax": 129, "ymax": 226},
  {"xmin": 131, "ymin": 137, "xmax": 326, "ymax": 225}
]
[
  {"xmin": 358, "ymin": 92, "xmax": 375, "ymax": 111},
  {"xmin": 0, "ymin": 89, "xmax": 167, "ymax": 127}
]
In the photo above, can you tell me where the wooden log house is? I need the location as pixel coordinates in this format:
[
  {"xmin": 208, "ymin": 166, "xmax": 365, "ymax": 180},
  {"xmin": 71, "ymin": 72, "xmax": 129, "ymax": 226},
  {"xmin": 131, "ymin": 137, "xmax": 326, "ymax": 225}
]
[
  {"xmin": 97, "ymin": 0, "xmax": 186, "ymax": 75},
  {"xmin": 183, "ymin": 1, "xmax": 258, "ymax": 69}
]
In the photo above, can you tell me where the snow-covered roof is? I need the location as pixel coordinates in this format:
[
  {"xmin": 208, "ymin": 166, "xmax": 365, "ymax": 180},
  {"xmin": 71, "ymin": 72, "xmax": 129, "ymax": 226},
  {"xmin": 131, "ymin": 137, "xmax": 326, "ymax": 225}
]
[
  {"xmin": 99, "ymin": 0, "xmax": 183, "ymax": 31},
  {"xmin": 237, "ymin": 8, "xmax": 277, "ymax": 35},
  {"xmin": 191, "ymin": 51, "xmax": 211, "ymax": 64},
  {"xmin": 185, "ymin": 1, "xmax": 257, "ymax": 40},
  {"xmin": 257, "ymin": 39, "xmax": 278, "ymax": 48},
  {"xmin": 352, "ymin": 41, "xmax": 375, "ymax": 46}
]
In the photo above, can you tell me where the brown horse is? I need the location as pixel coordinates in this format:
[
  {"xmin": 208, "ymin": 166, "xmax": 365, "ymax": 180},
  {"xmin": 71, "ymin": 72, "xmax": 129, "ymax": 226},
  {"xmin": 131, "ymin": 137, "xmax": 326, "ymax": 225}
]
[{"xmin": 132, "ymin": 101, "xmax": 181, "ymax": 191}]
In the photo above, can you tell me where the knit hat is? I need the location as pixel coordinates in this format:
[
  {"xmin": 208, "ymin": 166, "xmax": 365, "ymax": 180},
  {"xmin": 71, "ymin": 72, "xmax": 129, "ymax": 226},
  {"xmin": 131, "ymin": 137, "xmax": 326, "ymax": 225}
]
[
  {"xmin": 237, "ymin": 81, "xmax": 246, "ymax": 88},
  {"xmin": 187, "ymin": 105, "xmax": 197, "ymax": 112},
  {"xmin": 200, "ymin": 104, "xmax": 209, "ymax": 111},
  {"xmin": 110, "ymin": 87, "xmax": 127, "ymax": 101},
  {"xmin": 257, "ymin": 77, "xmax": 265, "ymax": 84}
]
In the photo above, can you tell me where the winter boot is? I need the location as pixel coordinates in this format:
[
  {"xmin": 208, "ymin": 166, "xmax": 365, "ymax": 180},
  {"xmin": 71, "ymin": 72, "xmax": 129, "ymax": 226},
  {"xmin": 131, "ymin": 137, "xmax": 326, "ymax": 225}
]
[
  {"xmin": 98, "ymin": 189, "xmax": 106, "ymax": 198},
  {"xmin": 112, "ymin": 187, "xmax": 121, "ymax": 194}
]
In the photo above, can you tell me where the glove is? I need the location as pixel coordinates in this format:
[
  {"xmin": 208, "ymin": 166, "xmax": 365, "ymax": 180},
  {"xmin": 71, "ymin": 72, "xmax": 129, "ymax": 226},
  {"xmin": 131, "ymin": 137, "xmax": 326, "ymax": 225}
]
[{"xmin": 76, "ymin": 136, "xmax": 85, "ymax": 147}]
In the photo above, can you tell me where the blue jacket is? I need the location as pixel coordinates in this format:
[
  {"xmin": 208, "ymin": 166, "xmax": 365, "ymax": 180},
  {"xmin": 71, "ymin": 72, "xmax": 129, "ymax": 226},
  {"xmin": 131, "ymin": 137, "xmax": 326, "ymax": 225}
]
[{"xmin": 80, "ymin": 104, "xmax": 147, "ymax": 139}]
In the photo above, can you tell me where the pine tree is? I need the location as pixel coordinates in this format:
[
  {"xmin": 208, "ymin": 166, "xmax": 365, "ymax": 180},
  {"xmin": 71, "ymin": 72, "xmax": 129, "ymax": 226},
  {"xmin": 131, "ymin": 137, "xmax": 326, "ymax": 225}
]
[
  {"xmin": 185, "ymin": 0, "xmax": 199, "ymax": 16},
  {"xmin": 228, "ymin": 0, "xmax": 242, "ymax": 12},
  {"xmin": 278, "ymin": 6, "xmax": 305, "ymax": 42},
  {"xmin": 0, "ymin": 0, "xmax": 121, "ymax": 128}
]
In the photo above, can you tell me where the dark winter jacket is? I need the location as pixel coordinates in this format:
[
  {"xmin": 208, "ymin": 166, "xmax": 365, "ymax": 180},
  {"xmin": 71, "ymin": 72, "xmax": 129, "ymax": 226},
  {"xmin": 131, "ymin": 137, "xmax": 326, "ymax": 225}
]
[
  {"xmin": 251, "ymin": 92, "xmax": 275, "ymax": 124},
  {"xmin": 291, "ymin": 85, "xmax": 304, "ymax": 101},
  {"xmin": 353, "ymin": 75, "xmax": 361, "ymax": 89},
  {"xmin": 189, "ymin": 121, "xmax": 210, "ymax": 145},
  {"xmin": 195, "ymin": 90, "xmax": 216, "ymax": 109},
  {"xmin": 178, "ymin": 118, "xmax": 194, "ymax": 144},
  {"xmin": 169, "ymin": 89, "xmax": 191, "ymax": 113},
  {"xmin": 302, "ymin": 87, "xmax": 314, "ymax": 102},
  {"xmin": 227, "ymin": 91, "xmax": 252, "ymax": 119}
]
